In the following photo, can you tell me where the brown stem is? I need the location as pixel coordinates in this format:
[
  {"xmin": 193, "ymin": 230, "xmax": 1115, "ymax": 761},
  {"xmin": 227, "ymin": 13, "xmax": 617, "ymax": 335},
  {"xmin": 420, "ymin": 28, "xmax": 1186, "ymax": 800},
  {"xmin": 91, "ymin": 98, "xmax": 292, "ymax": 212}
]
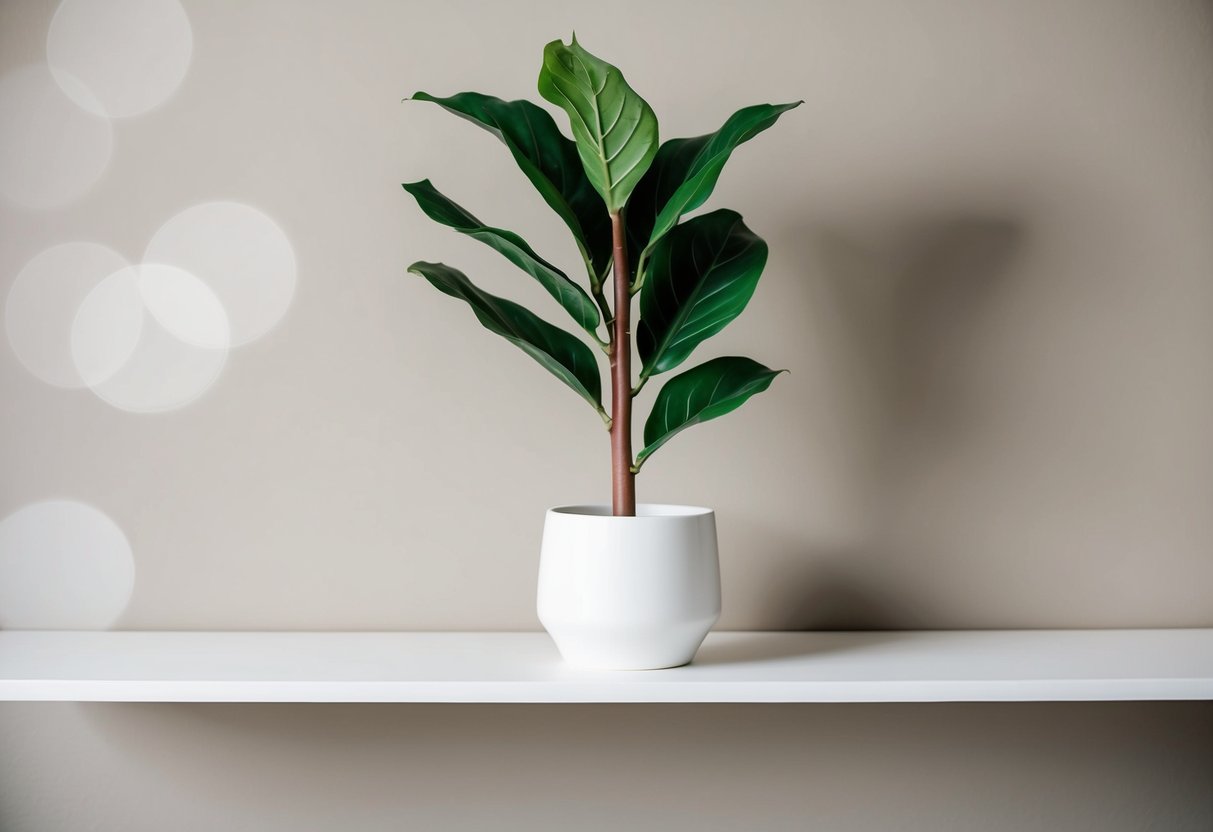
[{"xmin": 609, "ymin": 212, "xmax": 636, "ymax": 516}]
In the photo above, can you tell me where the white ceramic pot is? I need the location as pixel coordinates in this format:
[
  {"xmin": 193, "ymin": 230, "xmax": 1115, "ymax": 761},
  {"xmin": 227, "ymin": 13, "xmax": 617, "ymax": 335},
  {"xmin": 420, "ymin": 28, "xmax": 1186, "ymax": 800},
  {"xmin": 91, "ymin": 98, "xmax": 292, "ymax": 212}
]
[{"xmin": 537, "ymin": 504, "xmax": 721, "ymax": 670}]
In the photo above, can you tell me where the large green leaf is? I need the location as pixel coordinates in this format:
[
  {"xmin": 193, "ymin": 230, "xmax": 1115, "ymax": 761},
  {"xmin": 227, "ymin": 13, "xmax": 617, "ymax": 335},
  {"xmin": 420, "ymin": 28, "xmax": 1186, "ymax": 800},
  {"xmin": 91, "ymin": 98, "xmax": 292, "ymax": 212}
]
[
  {"xmin": 408, "ymin": 262, "xmax": 602, "ymax": 413},
  {"xmin": 627, "ymin": 102, "xmax": 800, "ymax": 264},
  {"xmin": 409, "ymin": 91, "xmax": 612, "ymax": 277},
  {"xmin": 537, "ymin": 36, "xmax": 659, "ymax": 214},
  {"xmin": 637, "ymin": 209, "xmax": 768, "ymax": 376},
  {"xmin": 402, "ymin": 180, "xmax": 600, "ymax": 334},
  {"xmin": 637, "ymin": 356, "xmax": 784, "ymax": 469}
]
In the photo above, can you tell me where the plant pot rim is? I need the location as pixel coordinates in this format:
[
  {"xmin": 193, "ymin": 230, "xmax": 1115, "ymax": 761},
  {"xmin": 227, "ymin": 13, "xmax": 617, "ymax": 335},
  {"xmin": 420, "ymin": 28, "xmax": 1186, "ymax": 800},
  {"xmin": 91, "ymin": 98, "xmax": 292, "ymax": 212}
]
[{"xmin": 548, "ymin": 503, "xmax": 714, "ymax": 519}]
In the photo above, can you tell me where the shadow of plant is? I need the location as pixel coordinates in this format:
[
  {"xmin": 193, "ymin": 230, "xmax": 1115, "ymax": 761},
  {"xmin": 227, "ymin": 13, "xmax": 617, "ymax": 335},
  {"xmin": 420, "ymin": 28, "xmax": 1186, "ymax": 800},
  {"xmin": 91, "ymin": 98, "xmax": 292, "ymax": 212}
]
[{"xmin": 739, "ymin": 216, "xmax": 1028, "ymax": 631}]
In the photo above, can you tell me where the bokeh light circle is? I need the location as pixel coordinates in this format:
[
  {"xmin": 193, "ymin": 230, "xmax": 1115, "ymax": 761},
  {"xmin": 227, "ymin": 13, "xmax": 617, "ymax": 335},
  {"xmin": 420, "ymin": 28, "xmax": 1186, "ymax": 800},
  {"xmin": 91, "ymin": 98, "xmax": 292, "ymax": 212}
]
[
  {"xmin": 138, "ymin": 263, "xmax": 231, "ymax": 350},
  {"xmin": 6, "ymin": 242, "xmax": 131, "ymax": 388},
  {"xmin": 67, "ymin": 266, "xmax": 146, "ymax": 389},
  {"xmin": 0, "ymin": 64, "xmax": 112, "ymax": 209},
  {"xmin": 145, "ymin": 202, "xmax": 297, "ymax": 346},
  {"xmin": 0, "ymin": 500, "xmax": 135, "ymax": 629},
  {"xmin": 46, "ymin": 0, "xmax": 194, "ymax": 119},
  {"xmin": 72, "ymin": 265, "xmax": 230, "ymax": 413}
]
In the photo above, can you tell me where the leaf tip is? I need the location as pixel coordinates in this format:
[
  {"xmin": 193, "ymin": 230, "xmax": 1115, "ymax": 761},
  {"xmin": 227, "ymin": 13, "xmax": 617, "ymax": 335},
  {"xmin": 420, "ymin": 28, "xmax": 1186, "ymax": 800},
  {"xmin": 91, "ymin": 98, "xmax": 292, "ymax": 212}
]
[{"xmin": 406, "ymin": 261, "xmax": 439, "ymax": 279}]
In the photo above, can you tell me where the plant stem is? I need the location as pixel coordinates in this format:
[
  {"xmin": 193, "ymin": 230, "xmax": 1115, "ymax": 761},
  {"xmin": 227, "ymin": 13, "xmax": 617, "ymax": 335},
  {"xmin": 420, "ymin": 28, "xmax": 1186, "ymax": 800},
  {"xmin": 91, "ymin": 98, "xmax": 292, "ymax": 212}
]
[{"xmin": 609, "ymin": 212, "xmax": 636, "ymax": 516}]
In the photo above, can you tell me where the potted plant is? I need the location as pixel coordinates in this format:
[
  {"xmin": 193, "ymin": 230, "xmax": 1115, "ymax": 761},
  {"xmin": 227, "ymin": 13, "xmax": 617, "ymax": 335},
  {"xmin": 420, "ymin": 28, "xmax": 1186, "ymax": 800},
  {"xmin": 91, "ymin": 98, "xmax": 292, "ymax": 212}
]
[{"xmin": 403, "ymin": 35, "xmax": 798, "ymax": 669}]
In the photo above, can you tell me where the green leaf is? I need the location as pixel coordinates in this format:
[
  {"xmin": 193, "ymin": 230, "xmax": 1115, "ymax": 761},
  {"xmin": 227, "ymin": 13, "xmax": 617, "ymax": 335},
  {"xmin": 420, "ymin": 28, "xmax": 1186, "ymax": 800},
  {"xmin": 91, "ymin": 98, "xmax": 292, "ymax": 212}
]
[
  {"xmin": 537, "ymin": 35, "xmax": 659, "ymax": 214},
  {"xmin": 628, "ymin": 102, "xmax": 801, "ymax": 260},
  {"xmin": 637, "ymin": 356, "xmax": 784, "ymax": 469},
  {"xmin": 637, "ymin": 209, "xmax": 768, "ymax": 376},
  {"xmin": 402, "ymin": 180, "xmax": 600, "ymax": 334},
  {"xmin": 409, "ymin": 91, "xmax": 612, "ymax": 278},
  {"xmin": 408, "ymin": 262, "xmax": 602, "ymax": 413}
]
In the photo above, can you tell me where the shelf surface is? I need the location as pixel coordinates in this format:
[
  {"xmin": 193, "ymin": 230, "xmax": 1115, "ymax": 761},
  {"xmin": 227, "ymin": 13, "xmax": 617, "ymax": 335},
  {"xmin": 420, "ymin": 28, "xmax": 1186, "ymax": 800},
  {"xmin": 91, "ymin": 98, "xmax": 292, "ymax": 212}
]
[{"xmin": 1, "ymin": 629, "xmax": 1210, "ymax": 703}]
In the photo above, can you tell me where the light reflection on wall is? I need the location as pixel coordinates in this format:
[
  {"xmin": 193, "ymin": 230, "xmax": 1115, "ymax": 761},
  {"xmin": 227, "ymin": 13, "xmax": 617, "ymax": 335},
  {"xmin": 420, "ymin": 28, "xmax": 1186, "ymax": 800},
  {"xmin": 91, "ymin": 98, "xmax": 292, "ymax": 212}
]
[
  {"xmin": 0, "ymin": 64, "xmax": 112, "ymax": 210},
  {"xmin": 47, "ymin": 0, "xmax": 193, "ymax": 119},
  {"xmin": 146, "ymin": 203, "xmax": 298, "ymax": 347},
  {"xmin": 5, "ymin": 242, "xmax": 130, "ymax": 388},
  {"xmin": 70, "ymin": 264, "xmax": 230, "ymax": 413},
  {"xmin": 1, "ymin": 0, "xmax": 299, "ymax": 629},
  {"xmin": 0, "ymin": 501, "xmax": 135, "ymax": 629}
]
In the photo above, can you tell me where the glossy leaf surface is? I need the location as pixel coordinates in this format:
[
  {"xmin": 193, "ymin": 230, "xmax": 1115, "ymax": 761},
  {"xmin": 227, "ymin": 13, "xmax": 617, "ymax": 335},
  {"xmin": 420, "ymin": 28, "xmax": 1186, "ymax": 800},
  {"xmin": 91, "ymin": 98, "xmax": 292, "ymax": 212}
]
[
  {"xmin": 537, "ymin": 36, "xmax": 658, "ymax": 213},
  {"xmin": 637, "ymin": 356, "xmax": 784, "ymax": 468},
  {"xmin": 402, "ymin": 180, "xmax": 599, "ymax": 333},
  {"xmin": 410, "ymin": 91, "xmax": 612, "ymax": 277},
  {"xmin": 638, "ymin": 210, "xmax": 768, "ymax": 376},
  {"xmin": 409, "ymin": 262, "xmax": 602, "ymax": 411},
  {"xmin": 627, "ymin": 102, "xmax": 800, "ymax": 260}
]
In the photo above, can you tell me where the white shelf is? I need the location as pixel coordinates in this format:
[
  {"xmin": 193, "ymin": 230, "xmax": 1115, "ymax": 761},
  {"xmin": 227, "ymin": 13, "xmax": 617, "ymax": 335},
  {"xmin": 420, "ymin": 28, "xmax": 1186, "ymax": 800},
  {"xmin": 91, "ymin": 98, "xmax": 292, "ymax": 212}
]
[{"xmin": 0, "ymin": 629, "xmax": 1209, "ymax": 703}]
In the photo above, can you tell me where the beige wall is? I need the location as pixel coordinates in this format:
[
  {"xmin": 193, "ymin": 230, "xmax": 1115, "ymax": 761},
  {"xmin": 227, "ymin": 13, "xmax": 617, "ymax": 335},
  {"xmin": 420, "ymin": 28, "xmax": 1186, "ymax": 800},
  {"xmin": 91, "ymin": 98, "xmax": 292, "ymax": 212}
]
[
  {"xmin": 1, "ymin": 0, "xmax": 1211, "ymax": 829},
  {"xmin": 1, "ymin": 702, "xmax": 1210, "ymax": 831}
]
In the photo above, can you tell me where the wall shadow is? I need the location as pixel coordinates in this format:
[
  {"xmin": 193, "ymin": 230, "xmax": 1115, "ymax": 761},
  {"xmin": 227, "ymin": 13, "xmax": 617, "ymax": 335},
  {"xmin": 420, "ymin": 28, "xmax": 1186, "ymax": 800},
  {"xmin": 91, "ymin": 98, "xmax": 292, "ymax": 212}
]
[
  {"xmin": 757, "ymin": 551, "xmax": 913, "ymax": 631},
  {"xmin": 750, "ymin": 216, "xmax": 1027, "ymax": 630},
  {"xmin": 809, "ymin": 216, "xmax": 1026, "ymax": 475}
]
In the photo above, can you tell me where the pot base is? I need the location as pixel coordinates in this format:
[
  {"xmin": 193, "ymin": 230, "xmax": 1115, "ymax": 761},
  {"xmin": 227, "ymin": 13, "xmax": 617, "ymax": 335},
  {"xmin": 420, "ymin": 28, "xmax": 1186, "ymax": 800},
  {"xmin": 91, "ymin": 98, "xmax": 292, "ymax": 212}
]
[{"xmin": 544, "ymin": 617, "xmax": 718, "ymax": 670}]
